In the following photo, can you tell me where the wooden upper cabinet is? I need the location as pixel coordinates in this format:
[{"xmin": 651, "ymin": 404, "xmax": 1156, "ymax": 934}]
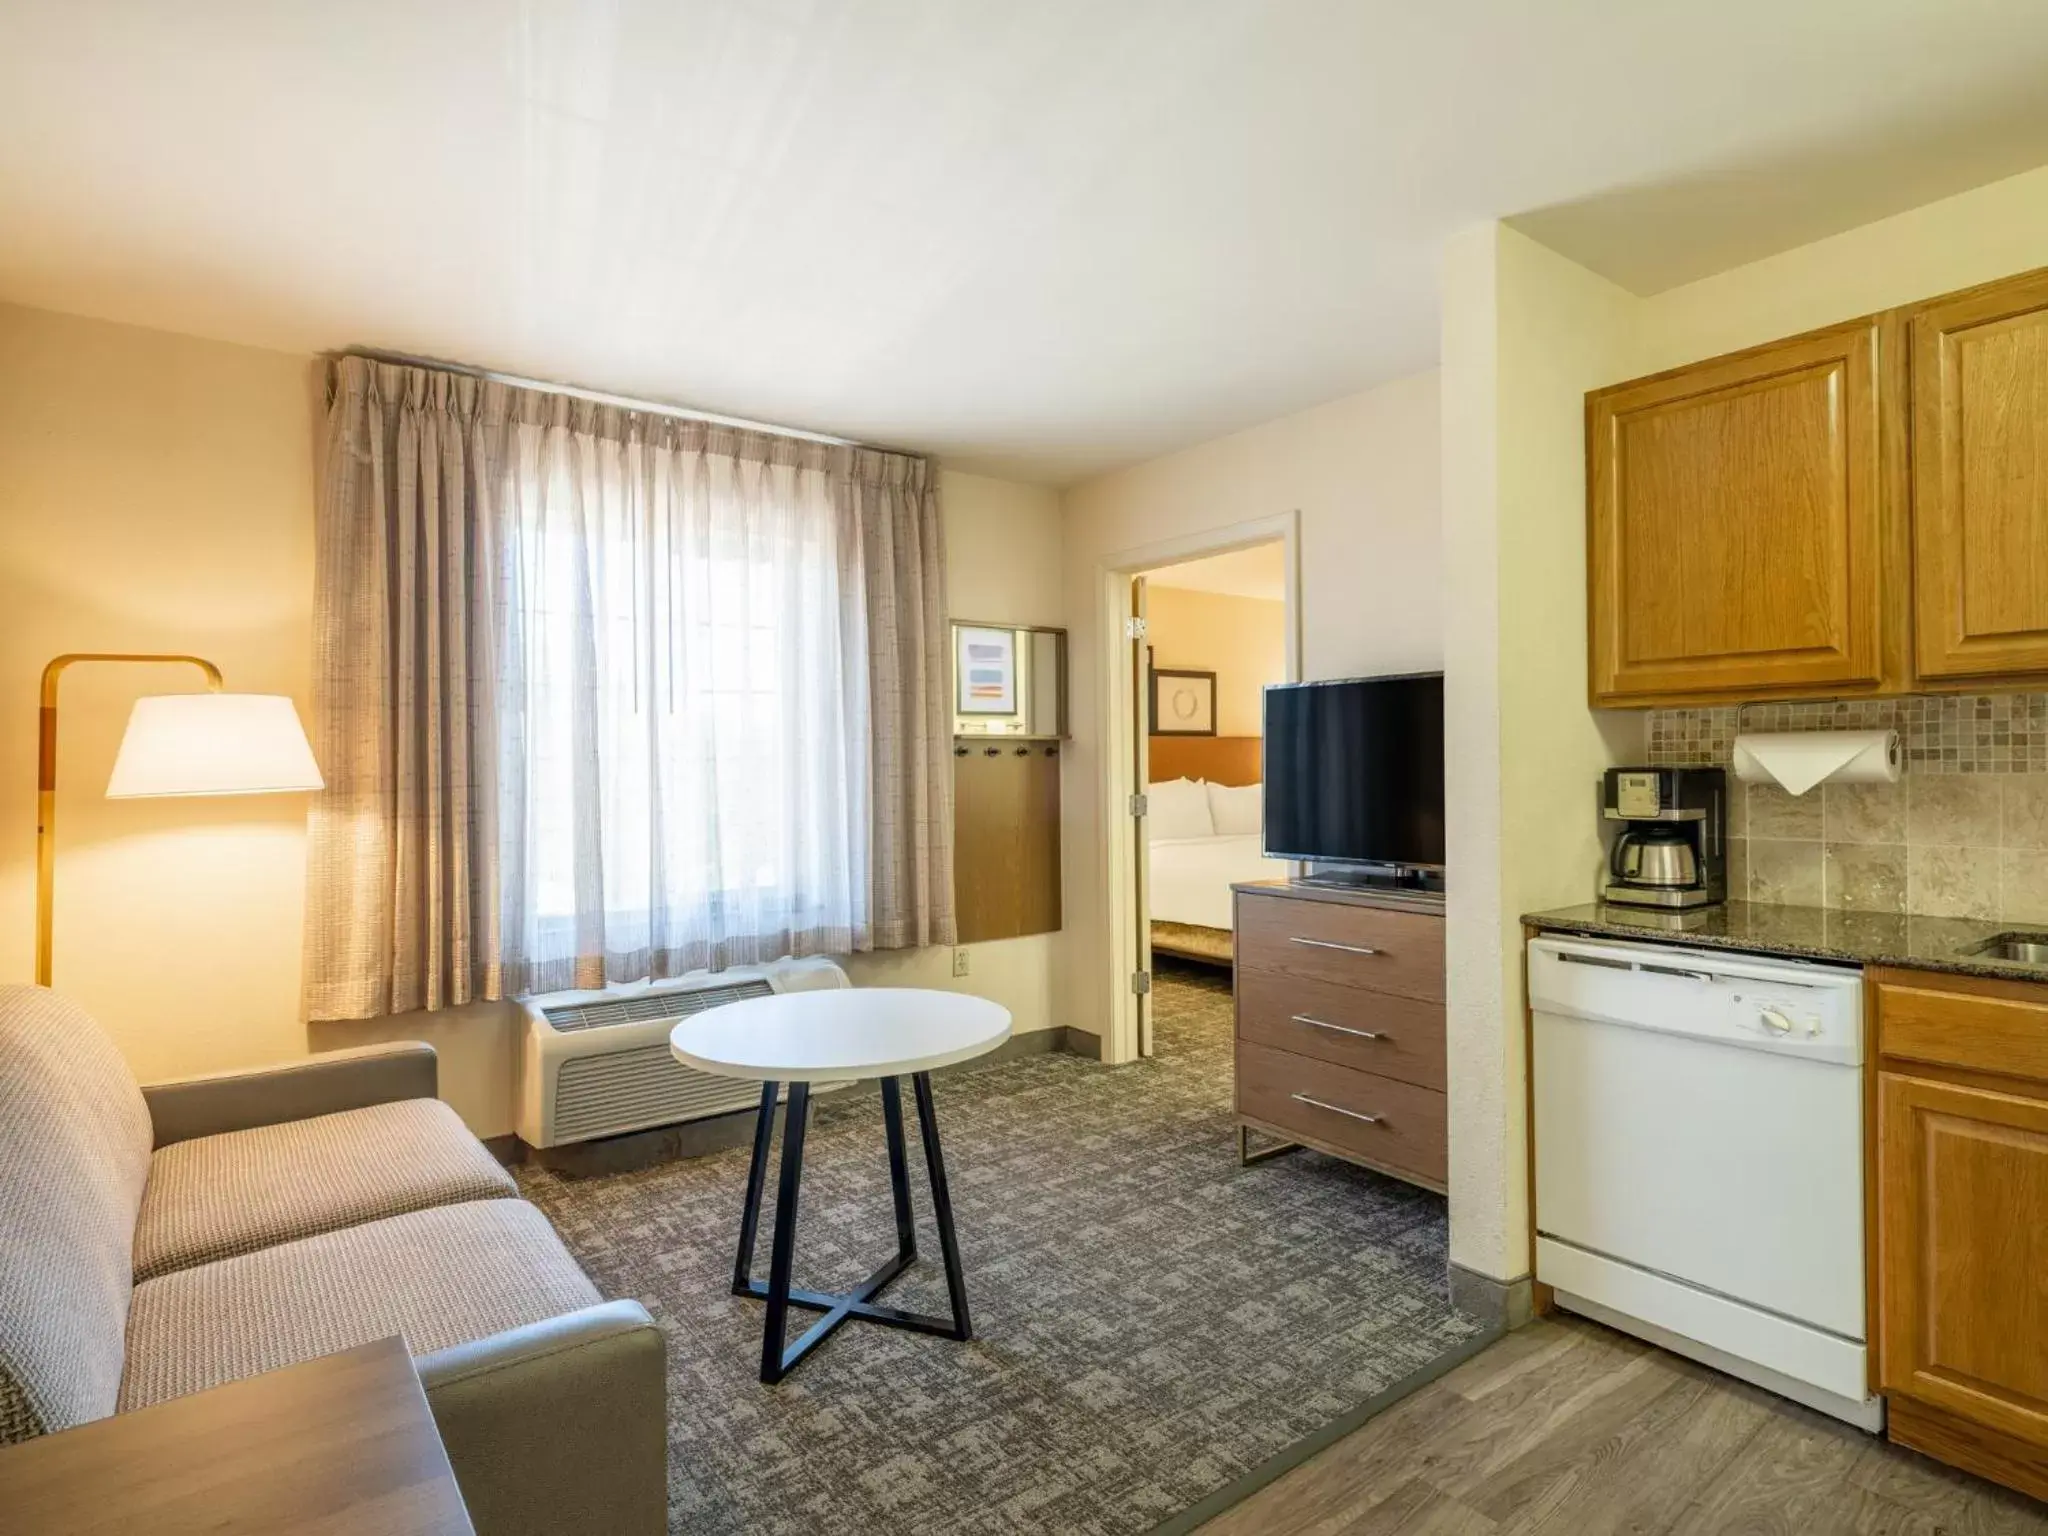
[
  {"xmin": 1911, "ymin": 267, "xmax": 2048, "ymax": 681},
  {"xmin": 1587, "ymin": 320, "xmax": 1898, "ymax": 705}
]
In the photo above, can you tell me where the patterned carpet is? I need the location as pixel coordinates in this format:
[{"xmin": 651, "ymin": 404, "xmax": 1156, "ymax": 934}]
[{"xmin": 516, "ymin": 960, "xmax": 1481, "ymax": 1534}]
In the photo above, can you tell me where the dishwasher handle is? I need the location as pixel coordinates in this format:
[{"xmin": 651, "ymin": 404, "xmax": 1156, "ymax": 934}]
[{"xmin": 1554, "ymin": 950, "xmax": 1729, "ymax": 986}]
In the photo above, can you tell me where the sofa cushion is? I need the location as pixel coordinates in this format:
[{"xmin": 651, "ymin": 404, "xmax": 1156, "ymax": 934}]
[
  {"xmin": 132, "ymin": 1098, "xmax": 517, "ymax": 1281},
  {"xmin": 0, "ymin": 985, "xmax": 153, "ymax": 1443},
  {"xmin": 118, "ymin": 1199, "xmax": 603, "ymax": 1411}
]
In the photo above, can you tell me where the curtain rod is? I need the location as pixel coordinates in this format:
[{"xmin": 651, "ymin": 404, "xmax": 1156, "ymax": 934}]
[{"xmin": 340, "ymin": 347, "xmax": 871, "ymax": 450}]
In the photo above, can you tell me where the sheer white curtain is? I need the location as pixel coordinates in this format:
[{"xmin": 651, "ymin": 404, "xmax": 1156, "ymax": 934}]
[
  {"xmin": 305, "ymin": 358, "xmax": 952, "ymax": 1019},
  {"xmin": 494, "ymin": 416, "xmax": 870, "ymax": 993}
]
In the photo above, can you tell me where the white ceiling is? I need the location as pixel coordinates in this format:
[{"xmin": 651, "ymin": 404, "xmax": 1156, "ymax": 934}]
[
  {"xmin": 1147, "ymin": 544, "xmax": 1286, "ymax": 603},
  {"xmin": 6, "ymin": 2, "xmax": 2048, "ymax": 484}
]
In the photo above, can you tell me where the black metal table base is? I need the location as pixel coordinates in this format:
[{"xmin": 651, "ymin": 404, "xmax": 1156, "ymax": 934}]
[{"xmin": 733, "ymin": 1072, "xmax": 972, "ymax": 1383}]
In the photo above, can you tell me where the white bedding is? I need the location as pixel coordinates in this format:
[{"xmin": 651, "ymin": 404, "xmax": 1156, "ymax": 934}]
[{"xmin": 1148, "ymin": 833, "xmax": 1277, "ymax": 930}]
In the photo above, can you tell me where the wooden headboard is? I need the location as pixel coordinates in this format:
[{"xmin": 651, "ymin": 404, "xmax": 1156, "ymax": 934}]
[{"xmin": 1148, "ymin": 735, "xmax": 1262, "ymax": 786}]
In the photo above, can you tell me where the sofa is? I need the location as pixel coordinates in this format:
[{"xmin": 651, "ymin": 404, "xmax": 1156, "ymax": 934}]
[{"xmin": 0, "ymin": 984, "xmax": 666, "ymax": 1536}]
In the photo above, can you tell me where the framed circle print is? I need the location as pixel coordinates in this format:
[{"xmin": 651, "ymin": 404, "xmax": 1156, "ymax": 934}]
[{"xmin": 1149, "ymin": 668, "xmax": 1217, "ymax": 737}]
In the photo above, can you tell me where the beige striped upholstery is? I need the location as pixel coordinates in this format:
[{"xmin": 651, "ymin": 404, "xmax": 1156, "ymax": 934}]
[
  {"xmin": 0, "ymin": 986, "xmax": 153, "ymax": 1443},
  {"xmin": 132, "ymin": 1098, "xmax": 516, "ymax": 1281},
  {"xmin": 119, "ymin": 1200, "xmax": 602, "ymax": 1411}
]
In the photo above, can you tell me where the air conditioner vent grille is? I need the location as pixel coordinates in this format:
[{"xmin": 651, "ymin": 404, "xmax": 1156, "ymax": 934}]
[
  {"xmin": 541, "ymin": 979, "xmax": 772, "ymax": 1033},
  {"xmin": 552, "ymin": 1045, "xmax": 763, "ymax": 1142}
]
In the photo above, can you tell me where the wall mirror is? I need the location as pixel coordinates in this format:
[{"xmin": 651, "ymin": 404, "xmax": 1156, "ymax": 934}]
[{"xmin": 951, "ymin": 621, "xmax": 1067, "ymax": 738}]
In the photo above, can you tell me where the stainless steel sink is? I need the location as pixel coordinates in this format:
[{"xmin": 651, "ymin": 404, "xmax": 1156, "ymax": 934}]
[{"xmin": 1964, "ymin": 932, "xmax": 2048, "ymax": 966}]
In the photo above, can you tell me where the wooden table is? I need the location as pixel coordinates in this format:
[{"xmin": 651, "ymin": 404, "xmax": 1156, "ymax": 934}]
[
  {"xmin": 0, "ymin": 1337, "xmax": 474, "ymax": 1535},
  {"xmin": 672, "ymin": 986, "xmax": 1010, "ymax": 1383}
]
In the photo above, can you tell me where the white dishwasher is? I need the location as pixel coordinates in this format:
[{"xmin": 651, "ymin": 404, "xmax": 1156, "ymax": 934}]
[{"xmin": 1527, "ymin": 935, "xmax": 1882, "ymax": 1431}]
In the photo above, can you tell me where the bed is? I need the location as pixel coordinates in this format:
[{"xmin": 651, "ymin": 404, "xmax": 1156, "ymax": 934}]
[{"xmin": 1145, "ymin": 735, "xmax": 1276, "ymax": 966}]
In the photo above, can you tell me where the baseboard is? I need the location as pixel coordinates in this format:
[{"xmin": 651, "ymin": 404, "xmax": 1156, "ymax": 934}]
[
  {"xmin": 524, "ymin": 1025, "xmax": 1078, "ymax": 1177},
  {"xmin": 481, "ymin": 1133, "xmax": 524, "ymax": 1167},
  {"xmin": 1448, "ymin": 1264, "xmax": 1536, "ymax": 1330},
  {"xmin": 983, "ymin": 1026, "xmax": 1067, "ymax": 1064},
  {"xmin": 1146, "ymin": 1323, "xmax": 1501, "ymax": 1536},
  {"xmin": 1063, "ymin": 1027, "xmax": 1103, "ymax": 1060},
  {"xmin": 1889, "ymin": 1394, "xmax": 2048, "ymax": 1504}
]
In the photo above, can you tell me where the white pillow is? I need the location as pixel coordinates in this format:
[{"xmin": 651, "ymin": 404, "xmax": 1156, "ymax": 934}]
[
  {"xmin": 1207, "ymin": 780, "xmax": 1263, "ymax": 837},
  {"xmin": 1147, "ymin": 777, "xmax": 1214, "ymax": 840}
]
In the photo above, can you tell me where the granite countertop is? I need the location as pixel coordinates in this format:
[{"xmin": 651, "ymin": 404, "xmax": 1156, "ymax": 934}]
[{"xmin": 1522, "ymin": 900, "xmax": 2048, "ymax": 983}]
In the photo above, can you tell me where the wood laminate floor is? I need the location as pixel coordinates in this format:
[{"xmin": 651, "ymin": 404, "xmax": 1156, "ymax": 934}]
[{"xmin": 1201, "ymin": 1314, "xmax": 2048, "ymax": 1535}]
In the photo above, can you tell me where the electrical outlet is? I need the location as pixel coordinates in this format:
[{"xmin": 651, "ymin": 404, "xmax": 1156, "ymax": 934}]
[{"xmin": 952, "ymin": 947, "xmax": 970, "ymax": 978}]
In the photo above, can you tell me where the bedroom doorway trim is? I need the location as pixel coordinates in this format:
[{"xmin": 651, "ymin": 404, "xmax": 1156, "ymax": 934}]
[{"xmin": 1094, "ymin": 510, "xmax": 1301, "ymax": 1067}]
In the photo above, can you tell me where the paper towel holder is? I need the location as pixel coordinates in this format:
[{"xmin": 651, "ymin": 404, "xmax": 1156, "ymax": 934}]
[{"xmin": 1731, "ymin": 729, "xmax": 1901, "ymax": 797}]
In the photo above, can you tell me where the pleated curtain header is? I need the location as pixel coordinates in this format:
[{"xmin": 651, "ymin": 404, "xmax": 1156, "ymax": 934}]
[{"xmin": 327, "ymin": 355, "xmax": 935, "ymax": 492}]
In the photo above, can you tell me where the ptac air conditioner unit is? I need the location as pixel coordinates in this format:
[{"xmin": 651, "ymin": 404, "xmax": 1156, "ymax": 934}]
[{"xmin": 515, "ymin": 956, "xmax": 849, "ymax": 1148}]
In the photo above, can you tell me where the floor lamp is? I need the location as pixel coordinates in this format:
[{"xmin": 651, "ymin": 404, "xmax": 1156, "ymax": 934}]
[{"xmin": 35, "ymin": 652, "xmax": 324, "ymax": 987}]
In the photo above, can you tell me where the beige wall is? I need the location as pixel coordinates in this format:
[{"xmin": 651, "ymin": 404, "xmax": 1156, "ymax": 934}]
[
  {"xmin": 1439, "ymin": 226, "xmax": 1644, "ymax": 1285},
  {"xmin": 1440, "ymin": 158, "xmax": 2048, "ymax": 1286},
  {"xmin": 1144, "ymin": 585, "xmax": 1284, "ymax": 739},
  {"xmin": 857, "ymin": 468, "xmax": 1064, "ymax": 1057},
  {"xmin": 1631, "ymin": 160, "xmax": 2048, "ymax": 376},
  {"xmin": 0, "ymin": 303, "xmax": 1064, "ymax": 1138},
  {"xmin": 0, "ymin": 303, "xmax": 322, "ymax": 1081},
  {"xmin": 1059, "ymin": 369, "xmax": 1441, "ymax": 1053}
]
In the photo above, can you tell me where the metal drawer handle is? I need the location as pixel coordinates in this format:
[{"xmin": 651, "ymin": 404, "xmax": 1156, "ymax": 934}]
[
  {"xmin": 1293, "ymin": 1014, "xmax": 1384, "ymax": 1040},
  {"xmin": 1290, "ymin": 936, "xmax": 1381, "ymax": 956},
  {"xmin": 1291, "ymin": 1093, "xmax": 1381, "ymax": 1125}
]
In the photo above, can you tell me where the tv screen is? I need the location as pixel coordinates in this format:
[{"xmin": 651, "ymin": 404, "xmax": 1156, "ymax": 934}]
[{"xmin": 1263, "ymin": 673, "xmax": 1445, "ymax": 868}]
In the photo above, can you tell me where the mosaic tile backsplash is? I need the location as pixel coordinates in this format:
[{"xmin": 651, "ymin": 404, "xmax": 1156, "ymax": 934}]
[{"xmin": 1646, "ymin": 694, "xmax": 2048, "ymax": 922}]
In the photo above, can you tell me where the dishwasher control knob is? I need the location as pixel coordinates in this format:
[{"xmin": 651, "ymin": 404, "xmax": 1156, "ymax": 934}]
[{"xmin": 1759, "ymin": 1007, "xmax": 1794, "ymax": 1036}]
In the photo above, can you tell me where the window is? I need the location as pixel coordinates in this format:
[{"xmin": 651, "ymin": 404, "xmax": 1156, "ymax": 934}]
[{"xmin": 497, "ymin": 430, "xmax": 868, "ymax": 985}]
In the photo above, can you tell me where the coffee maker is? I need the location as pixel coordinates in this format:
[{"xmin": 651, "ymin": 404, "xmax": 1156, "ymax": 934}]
[{"xmin": 1600, "ymin": 766, "xmax": 1728, "ymax": 909}]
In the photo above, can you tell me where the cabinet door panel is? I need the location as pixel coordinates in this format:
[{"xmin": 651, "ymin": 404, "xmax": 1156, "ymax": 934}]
[
  {"xmin": 1879, "ymin": 1070, "xmax": 2048, "ymax": 1448},
  {"xmin": 1913, "ymin": 268, "xmax": 2048, "ymax": 680},
  {"xmin": 953, "ymin": 744, "xmax": 1060, "ymax": 942},
  {"xmin": 1589, "ymin": 322, "xmax": 1888, "ymax": 703}
]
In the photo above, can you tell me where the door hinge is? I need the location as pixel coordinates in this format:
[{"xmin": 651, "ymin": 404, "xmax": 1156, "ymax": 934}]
[
  {"xmin": 1124, "ymin": 616, "xmax": 1148, "ymax": 640},
  {"xmin": 1131, "ymin": 970, "xmax": 1152, "ymax": 996},
  {"xmin": 1128, "ymin": 792, "xmax": 1148, "ymax": 818}
]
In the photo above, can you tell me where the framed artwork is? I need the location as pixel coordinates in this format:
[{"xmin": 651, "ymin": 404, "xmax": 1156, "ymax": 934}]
[
  {"xmin": 955, "ymin": 624, "xmax": 1018, "ymax": 715},
  {"xmin": 1150, "ymin": 668, "xmax": 1217, "ymax": 737}
]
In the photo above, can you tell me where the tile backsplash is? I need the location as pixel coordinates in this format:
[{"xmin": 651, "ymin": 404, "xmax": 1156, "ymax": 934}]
[
  {"xmin": 1649, "ymin": 694, "xmax": 2048, "ymax": 775},
  {"xmin": 1646, "ymin": 694, "xmax": 2048, "ymax": 922}
]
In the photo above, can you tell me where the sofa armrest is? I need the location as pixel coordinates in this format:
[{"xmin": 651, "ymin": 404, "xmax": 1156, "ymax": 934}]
[
  {"xmin": 417, "ymin": 1301, "xmax": 667, "ymax": 1536},
  {"xmin": 142, "ymin": 1041, "xmax": 439, "ymax": 1147}
]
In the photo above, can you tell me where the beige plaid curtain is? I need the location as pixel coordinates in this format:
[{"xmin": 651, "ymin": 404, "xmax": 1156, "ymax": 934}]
[{"xmin": 304, "ymin": 356, "xmax": 954, "ymax": 1021}]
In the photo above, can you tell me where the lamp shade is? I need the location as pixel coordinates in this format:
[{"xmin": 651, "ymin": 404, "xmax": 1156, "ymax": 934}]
[{"xmin": 105, "ymin": 693, "xmax": 323, "ymax": 798}]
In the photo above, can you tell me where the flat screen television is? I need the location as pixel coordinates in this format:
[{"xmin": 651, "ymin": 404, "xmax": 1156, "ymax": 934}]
[{"xmin": 1263, "ymin": 672, "xmax": 1445, "ymax": 871}]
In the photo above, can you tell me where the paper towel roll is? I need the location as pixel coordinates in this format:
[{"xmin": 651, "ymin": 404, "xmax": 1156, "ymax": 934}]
[{"xmin": 1731, "ymin": 730, "xmax": 1901, "ymax": 796}]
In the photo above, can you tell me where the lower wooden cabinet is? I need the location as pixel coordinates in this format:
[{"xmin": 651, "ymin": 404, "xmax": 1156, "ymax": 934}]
[{"xmin": 1874, "ymin": 967, "xmax": 2048, "ymax": 1501}]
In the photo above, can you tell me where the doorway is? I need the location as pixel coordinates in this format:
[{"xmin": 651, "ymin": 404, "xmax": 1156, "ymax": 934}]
[{"xmin": 1101, "ymin": 515, "xmax": 1300, "ymax": 1063}]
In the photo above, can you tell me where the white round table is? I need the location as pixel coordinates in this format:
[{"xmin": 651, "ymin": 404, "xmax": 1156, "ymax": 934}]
[{"xmin": 670, "ymin": 987, "xmax": 1010, "ymax": 1383}]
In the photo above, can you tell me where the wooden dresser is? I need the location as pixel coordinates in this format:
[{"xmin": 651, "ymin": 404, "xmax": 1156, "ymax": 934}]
[{"xmin": 1231, "ymin": 880, "xmax": 1447, "ymax": 1192}]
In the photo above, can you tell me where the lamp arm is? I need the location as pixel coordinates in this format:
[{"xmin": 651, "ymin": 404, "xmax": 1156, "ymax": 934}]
[{"xmin": 34, "ymin": 653, "xmax": 225, "ymax": 987}]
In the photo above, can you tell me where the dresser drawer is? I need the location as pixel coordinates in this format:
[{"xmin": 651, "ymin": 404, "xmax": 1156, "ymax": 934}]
[
  {"xmin": 1236, "ymin": 967, "xmax": 1446, "ymax": 1090},
  {"xmin": 1235, "ymin": 1040, "xmax": 1447, "ymax": 1187},
  {"xmin": 1876, "ymin": 971, "xmax": 2048, "ymax": 1088},
  {"xmin": 1235, "ymin": 892, "xmax": 1445, "ymax": 1002}
]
